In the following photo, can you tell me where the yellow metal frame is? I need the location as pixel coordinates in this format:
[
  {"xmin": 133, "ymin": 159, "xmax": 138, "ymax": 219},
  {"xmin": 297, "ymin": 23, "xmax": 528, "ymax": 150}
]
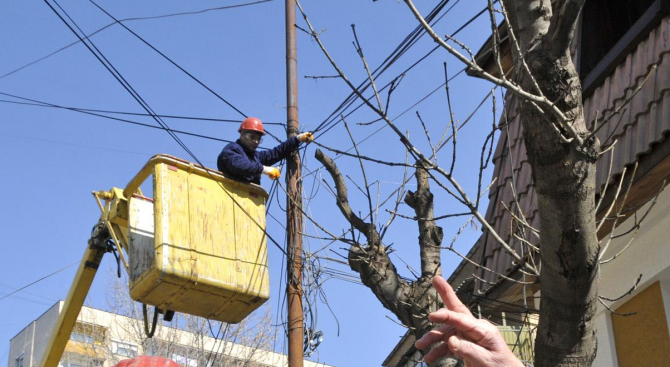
[
  {"xmin": 128, "ymin": 155, "xmax": 270, "ymax": 323},
  {"xmin": 40, "ymin": 154, "xmax": 269, "ymax": 367}
]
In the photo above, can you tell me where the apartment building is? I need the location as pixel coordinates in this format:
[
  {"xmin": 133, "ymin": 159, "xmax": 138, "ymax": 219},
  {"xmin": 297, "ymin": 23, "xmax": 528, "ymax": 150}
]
[{"xmin": 9, "ymin": 302, "xmax": 332, "ymax": 367}]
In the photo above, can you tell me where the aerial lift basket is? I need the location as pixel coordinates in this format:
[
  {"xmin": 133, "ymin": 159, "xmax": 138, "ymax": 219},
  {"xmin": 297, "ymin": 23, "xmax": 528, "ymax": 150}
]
[{"xmin": 126, "ymin": 154, "xmax": 270, "ymax": 323}]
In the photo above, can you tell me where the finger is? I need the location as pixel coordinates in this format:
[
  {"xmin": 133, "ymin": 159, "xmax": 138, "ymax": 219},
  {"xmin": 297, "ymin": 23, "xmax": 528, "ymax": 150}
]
[
  {"xmin": 414, "ymin": 325, "xmax": 456, "ymax": 350},
  {"xmin": 448, "ymin": 335, "xmax": 494, "ymax": 365},
  {"xmin": 422, "ymin": 342, "xmax": 453, "ymax": 364},
  {"xmin": 428, "ymin": 309, "xmax": 489, "ymax": 343},
  {"xmin": 433, "ymin": 276, "xmax": 472, "ymax": 316}
]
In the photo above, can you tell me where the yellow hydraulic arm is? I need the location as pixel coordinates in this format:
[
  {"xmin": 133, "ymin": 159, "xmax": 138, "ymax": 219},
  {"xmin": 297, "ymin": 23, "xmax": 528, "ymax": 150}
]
[{"xmin": 39, "ymin": 188, "xmax": 132, "ymax": 367}]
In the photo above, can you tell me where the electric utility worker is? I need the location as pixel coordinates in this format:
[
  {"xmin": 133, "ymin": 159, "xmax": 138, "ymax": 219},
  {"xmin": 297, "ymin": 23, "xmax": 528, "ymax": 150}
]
[{"xmin": 217, "ymin": 117, "xmax": 314, "ymax": 184}]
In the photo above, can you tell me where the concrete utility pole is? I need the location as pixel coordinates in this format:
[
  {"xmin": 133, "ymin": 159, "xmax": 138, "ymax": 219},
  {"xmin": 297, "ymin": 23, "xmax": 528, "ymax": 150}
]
[{"xmin": 285, "ymin": 1, "xmax": 304, "ymax": 367}]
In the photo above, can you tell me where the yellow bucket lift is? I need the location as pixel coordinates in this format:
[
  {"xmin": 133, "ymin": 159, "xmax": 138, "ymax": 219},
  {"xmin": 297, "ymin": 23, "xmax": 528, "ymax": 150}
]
[{"xmin": 40, "ymin": 154, "xmax": 270, "ymax": 367}]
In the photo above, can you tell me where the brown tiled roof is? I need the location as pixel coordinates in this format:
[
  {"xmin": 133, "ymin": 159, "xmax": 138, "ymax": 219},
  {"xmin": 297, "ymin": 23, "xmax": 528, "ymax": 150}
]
[{"xmin": 466, "ymin": 16, "xmax": 670, "ymax": 295}]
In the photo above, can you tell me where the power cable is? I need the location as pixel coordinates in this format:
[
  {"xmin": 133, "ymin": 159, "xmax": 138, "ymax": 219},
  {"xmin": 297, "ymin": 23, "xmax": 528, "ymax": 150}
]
[
  {"xmin": 0, "ymin": 292, "xmax": 53, "ymax": 307},
  {"xmin": 0, "ymin": 95, "xmax": 237, "ymax": 145},
  {"xmin": 85, "ymin": 0, "xmax": 286, "ymax": 145},
  {"xmin": 88, "ymin": 0, "xmax": 247, "ymax": 119},
  {"xmin": 0, "ymin": 0, "xmax": 277, "ymax": 80},
  {"xmin": 309, "ymin": 0, "xmax": 459, "ymax": 135},
  {"xmin": 0, "ymin": 132, "xmax": 162, "ymax": 158},
  {"xmin": 43, "ymin": 0, "xmax": 289, "ymax": 258},
  {"xmin": 309, "ymin": 1, "xmax": 491, "ymax": 140},
  {"xmin": 0, "ymin": 93, "xmax": 285, "ymax": 148},
  {"xmin": 0, "ymin": 261, "xmax": 80, "ymax": 302},
  {"xmin": 0, "ymin": 95, "xmax": 284, "ymax": 124},
  {"xmin": 46, "ymin": 0, "xmax": 194, "ymax": 158}
]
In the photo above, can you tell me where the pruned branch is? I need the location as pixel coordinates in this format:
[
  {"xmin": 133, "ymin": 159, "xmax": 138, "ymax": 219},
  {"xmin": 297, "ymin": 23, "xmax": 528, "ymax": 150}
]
[
  {"xmin": 315, "ymin": 148, "xmax": 416, "ymax": 325},
  {"xmin": 404, "ymin": 161, "xmax": 444, "ymax": 277}
]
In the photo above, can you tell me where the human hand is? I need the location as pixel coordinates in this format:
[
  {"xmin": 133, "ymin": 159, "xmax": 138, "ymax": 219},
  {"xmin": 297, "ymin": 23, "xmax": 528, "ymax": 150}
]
[
  {"xmin": 415, "ymin": 276, "xmax": 525, "ymax": 367},
  {"xmin": 262, "ymin": 166, "xmax": 281, "ymax": 180},
  {"xmin": 297, "ymin": 132, "xmax": 314, "ymax": 143}
]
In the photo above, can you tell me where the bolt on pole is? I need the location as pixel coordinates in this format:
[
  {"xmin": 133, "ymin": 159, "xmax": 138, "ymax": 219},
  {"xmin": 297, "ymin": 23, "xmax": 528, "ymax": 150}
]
[{"xmin": 285, "ymin": 1, "xmax": 304, "ymax": 367}]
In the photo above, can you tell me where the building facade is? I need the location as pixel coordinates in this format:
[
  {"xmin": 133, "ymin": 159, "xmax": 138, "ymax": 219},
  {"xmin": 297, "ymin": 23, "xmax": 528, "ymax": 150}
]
[{"xmin": 9, "ymin": 302, "xmax": 333, "ymax": 367}]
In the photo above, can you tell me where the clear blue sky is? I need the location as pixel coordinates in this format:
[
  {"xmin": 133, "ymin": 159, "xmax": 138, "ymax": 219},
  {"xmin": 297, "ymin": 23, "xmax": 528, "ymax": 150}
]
[{"xmin": 0, "ymin": 1, "xmax": 499, "ymax": 366}]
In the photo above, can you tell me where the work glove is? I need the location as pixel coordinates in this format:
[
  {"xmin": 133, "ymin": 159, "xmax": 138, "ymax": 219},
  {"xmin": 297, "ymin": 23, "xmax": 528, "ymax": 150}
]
[
  {"xmin": 262, "ymin": 166, "xmax": 281, "ymax": 180},
  {"xmin": 297, "ymin": 132, "xmax": 314, "ymax": 144}
]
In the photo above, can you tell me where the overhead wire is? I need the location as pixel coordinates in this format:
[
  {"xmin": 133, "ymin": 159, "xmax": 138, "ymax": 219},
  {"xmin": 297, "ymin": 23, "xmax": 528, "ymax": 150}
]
[
  {"xmin": 0, "ymin": 261, "xmax": 80, "ymax": 302},
  {"xmin": 46, "ymin": 0, "xmax": 195, "ymax": 157},
  {"xmin": 87, "ymin": 0, "xmax": 283, "ymax": 143},
  {"xmin": 307, "ymin": 1, "xmax": 492, "ymax": 146},
  {"xmin": 0, "ymin": 95, "xmax": 284, "ymax": 124},
  {"xmin": 0, "ymin": 94, "xmax": 237, "ymax": 145},
  {"xmin": 87, "ymin": 0, "xmax": 247, "ymax": 119},
  {"xmin": 43, "ymin": 0, "xmax": 289, "ymax": 260},
  {"xmin": 0, "ymin": 0, "xmax": 278, "ymax": 80},
  {"xmin": 308, "ymin": 0, "xmax": 459, "ymax": 136},
  {"xmin": 0, "ymin": 93, "xmax": 287, "ymax": 148}
]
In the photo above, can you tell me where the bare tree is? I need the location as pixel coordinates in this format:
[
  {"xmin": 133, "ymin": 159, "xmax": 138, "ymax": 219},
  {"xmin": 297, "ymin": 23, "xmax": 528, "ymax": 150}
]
[
  {"xmin": 102, "ymin": 273, "xmax": 277, "ymax": 367},
  {"xmin": 289, "ymin": 1, "xmax": 664, "ymax": 367}
]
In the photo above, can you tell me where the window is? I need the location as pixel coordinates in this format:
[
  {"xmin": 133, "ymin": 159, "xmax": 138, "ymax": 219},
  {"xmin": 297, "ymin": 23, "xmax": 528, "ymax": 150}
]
[
  {"xmin": 15, "ymin": 353, "xmax": 24, "ymax": 367},
  {"xmin": 580, "ymin": 0, "xmax": 669, "ymax": 94},
  {"xmin": 172, "ymin": 354, "xmax": 198, "ymax": 367},
  {"xmin": 69, "ymin": 323, "xmax": 106, "ymax": 345},
  {"xmin": 70, "ymin": 333, "xmax": 94, "ymax": 344},
  {"xmin": 112, "ymin": 341, "xmax": 138, "ymax": 358},
  {"xmin": 61, "ymin": 355, "xmax": 103, "ymax": 367}
]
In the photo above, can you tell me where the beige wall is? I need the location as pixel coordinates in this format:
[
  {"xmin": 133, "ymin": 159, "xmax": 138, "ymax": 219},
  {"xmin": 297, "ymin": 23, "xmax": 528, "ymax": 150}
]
[{"xmin": 592, "ymin": 187, "xmax": 670, "ymax": 366}]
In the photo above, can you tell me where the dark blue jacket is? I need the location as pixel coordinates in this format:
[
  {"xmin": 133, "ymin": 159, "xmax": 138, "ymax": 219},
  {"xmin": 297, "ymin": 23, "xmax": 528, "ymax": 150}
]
[{"xmin": 217, "ymin": 137, "xmax": 300, "ymax": 185}]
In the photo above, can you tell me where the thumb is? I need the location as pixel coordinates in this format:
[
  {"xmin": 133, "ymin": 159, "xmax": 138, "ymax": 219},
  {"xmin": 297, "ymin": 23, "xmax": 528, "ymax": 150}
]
[{"xmin": 448, "ymin": 336, "xmax": 491, "ymax": 366}]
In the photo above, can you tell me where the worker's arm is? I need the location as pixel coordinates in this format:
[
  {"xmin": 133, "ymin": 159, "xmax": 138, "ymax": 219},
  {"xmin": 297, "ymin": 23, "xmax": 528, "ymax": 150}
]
[
  {"xmin": 415, "ymin": 276, "xmax": 525, "ymax": 367},
  {"xmin": 217, "ymin": 143, "xmax": 264, "ymax": 177},
  {"xmin": 257, "ymin": 136, "xmax": 301, "ymax": 166}
]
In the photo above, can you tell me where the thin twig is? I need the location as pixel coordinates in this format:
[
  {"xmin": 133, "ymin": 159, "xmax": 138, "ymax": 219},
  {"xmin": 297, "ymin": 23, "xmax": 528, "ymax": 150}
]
[
  {"xmin": 595, "ymin": 141, "xmax": 617, "ymax": 213},
  {"xmin": 598, "ymin": 297, "xmax": 637, "ymax": 317},
  {"xmin": 351, "ymin": 24, "xmax": 384, "ymax": 112},
  {"xmin": 600, "ymin": 180, "xmax": 665, "ymax": 263},
  {"xmin": 381, "ymin": 132, "xmax": 411, "ymax": 239},
  {"xmin": 497, "ymin": 0, "xmax": 543, "ymax": 95},
  {"xmin": 443, "ymin": 62, "xmax": 458, "ymax": 175},
  {"xmin": 599, "ymin": 274, "xmax": 642, "ymax": 302},
  {"xmin": 416, "ymin": 111, "xmax": 436, "ymax": 158},
  {"xmin": 402, "ymin": 0, "xmax": 582, "ymax": 145},
  {"xmin": 343, "ymin": 117, "xmax": 375, "ymax": 228},
  {"xmin": 596, "ymin": 166, "xmax": 630, "ymax": 233}
]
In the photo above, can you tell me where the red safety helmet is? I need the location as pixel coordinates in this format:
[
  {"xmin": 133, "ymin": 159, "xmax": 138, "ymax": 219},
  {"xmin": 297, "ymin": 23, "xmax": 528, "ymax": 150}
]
[
  {"xmin": 239, "ymin": 117, "xmax": 266, "ymax": 135},
  {"xmin": 113, "ymin": 356, "xmax": 181, "ymax": 367}
]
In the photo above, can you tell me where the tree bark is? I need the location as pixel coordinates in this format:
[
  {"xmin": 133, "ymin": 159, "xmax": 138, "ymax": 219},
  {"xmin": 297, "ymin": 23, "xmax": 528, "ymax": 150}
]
[{"xmin": 502, "ymin": 1, "xmax": 600, "ymax": 366}]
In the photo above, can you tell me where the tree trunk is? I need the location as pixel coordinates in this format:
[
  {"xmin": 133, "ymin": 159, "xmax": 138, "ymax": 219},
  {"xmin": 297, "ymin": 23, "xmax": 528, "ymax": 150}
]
[{"xmin": 502, "ymin": 1, "xmax": 600, "ymax": 366}]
